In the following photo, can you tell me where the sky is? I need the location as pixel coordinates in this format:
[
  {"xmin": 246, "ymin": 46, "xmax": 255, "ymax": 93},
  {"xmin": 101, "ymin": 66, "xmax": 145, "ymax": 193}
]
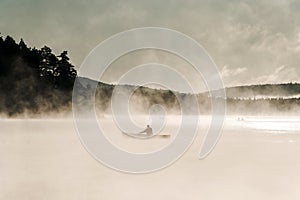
[{"xmin": 1, "ymin": 0, "xmax": 300, "ymax": 91}]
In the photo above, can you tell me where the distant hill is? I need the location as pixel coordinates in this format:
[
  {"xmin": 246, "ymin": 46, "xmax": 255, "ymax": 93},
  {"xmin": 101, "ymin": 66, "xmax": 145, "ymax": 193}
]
[
  {"xmin": 224, "ymin": 83, "xmax": 300, "ymax": 99},
  {"xmin": 0, "ymin": 34, "xmax": 300, "ymax": 117}
]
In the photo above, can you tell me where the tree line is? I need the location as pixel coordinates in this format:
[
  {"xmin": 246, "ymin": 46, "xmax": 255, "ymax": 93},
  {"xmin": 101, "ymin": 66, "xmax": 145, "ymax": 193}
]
[
  {"xmin": 0, "ymin": 34, "xmax": 299, "ymax": 116},
  {"xmin": 0, "ymin": 34, "xmax": 76, "ymax": 116}
]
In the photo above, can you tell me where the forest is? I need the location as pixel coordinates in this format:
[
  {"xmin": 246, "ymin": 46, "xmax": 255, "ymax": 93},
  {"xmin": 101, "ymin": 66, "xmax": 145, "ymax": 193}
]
[{"xmin": 1, "ymin": 34, "xmax": 300, "ymax": 116}]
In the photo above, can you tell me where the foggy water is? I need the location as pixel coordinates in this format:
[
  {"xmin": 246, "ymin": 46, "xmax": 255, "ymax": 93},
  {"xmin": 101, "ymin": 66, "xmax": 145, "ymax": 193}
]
[
  {"xmin": 224, "ymin": 116, "xmax": 300, "ymax": 133},
  {"xmin": 1, "ymin": 116, "xmax": 300, "ymax": 199}
]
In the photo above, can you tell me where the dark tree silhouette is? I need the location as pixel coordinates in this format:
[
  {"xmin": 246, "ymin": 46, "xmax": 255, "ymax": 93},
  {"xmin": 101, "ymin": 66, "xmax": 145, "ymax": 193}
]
[
  {"xmin": 56, "ymin": 51, "xmax": 76, "ymax": 90},
  {"xmin": 0, "ymin": 35, "xmax": 78, "ymax": 116},
  {"xmin": 39, "ymin": 46, "xmax": 58, "ymax": 84}
]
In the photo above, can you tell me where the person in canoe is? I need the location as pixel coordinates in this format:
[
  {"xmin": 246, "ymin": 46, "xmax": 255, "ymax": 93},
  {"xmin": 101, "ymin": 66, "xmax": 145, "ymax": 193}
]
[{"xmin": 140, "ymin": 125, "xmax": 153, "ymax": 136}]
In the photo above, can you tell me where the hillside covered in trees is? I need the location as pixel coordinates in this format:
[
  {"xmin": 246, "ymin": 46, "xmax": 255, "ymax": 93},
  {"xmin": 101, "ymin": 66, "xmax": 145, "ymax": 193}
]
[
  {"xmin": 0, "ymin": 35, "xmax": 76, "ymax": 116},
  {"xmin": 1, "ymin": 34, "xmax": 300, "ymax": 117}
]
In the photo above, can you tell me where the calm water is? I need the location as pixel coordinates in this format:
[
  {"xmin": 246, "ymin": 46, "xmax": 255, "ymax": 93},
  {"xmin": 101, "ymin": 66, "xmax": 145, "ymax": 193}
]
[{"xmin": 1, "ymin": 117, "xmax": 300, "ymax": 199}]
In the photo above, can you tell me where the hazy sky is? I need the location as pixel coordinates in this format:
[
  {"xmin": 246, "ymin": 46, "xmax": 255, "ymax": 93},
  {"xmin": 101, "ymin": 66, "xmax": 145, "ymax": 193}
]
[{"xmin": 1, "ymin": 0, "xmax": 300, "ymax": 89}]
